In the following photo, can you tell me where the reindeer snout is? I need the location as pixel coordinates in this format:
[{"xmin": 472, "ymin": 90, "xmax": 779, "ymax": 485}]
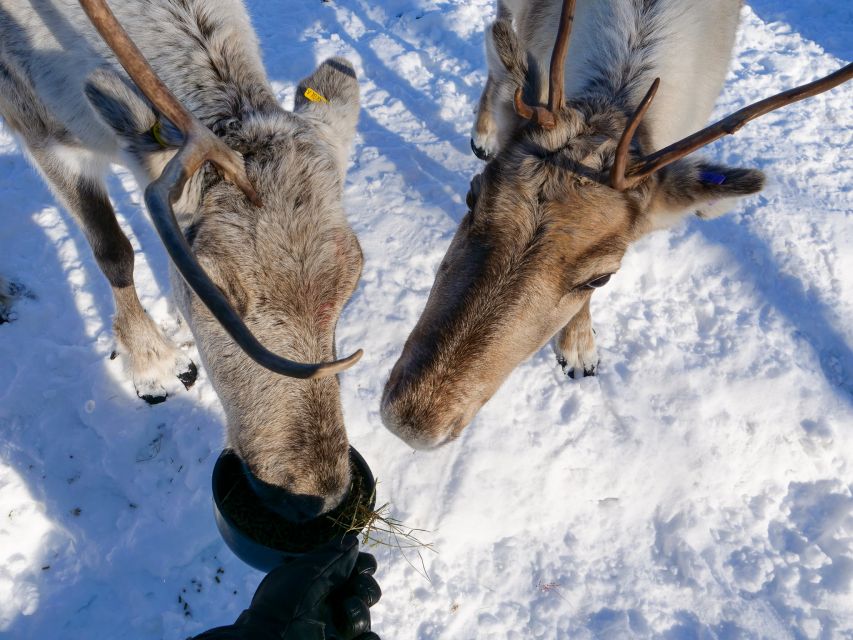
[
  {"xmin": 380, "ymin": 365, "xmax": 473, "ymax": 449},
  {"xmin": 242, "ymin": 459, "xmax": 349, "ymax": 523},
  {"xmin": 380, "ymin": 408, "xmax": 452, "ymax": 450}
]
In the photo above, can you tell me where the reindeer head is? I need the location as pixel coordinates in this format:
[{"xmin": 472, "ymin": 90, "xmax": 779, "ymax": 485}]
[
  {"xmin": 172, "ymin": 60, "xmax": 364, "ymax": 520},
  {"xmin": 79, "ymin": 1, "xmax": 363, "ymax": 520},
  {"xmin": 381, "ymin": 0, "xmax": 852, "ymax": 449}
]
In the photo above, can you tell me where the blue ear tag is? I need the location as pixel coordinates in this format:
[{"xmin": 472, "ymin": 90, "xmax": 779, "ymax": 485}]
[{"xmin": 700, "ymin": 171, "xmax": 727, "ymax": 185}]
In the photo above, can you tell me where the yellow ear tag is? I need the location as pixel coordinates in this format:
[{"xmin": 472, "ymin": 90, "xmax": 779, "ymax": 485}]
[
  {"xmin": 303, "ymin": 87, "xmax": 329, "ymax": 104},
  {"xmin": 150, "ymin": 120, "xmax": 169, "ymax": 148}
]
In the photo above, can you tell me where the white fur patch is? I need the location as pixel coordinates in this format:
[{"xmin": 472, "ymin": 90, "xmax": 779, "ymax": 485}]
[
  {"xmin": 47, "ymin": 145, "xmax": 109, "ymax": 182},
  {"xmin": 695, "ymin": 196, "xmax": 740, "ymax": 220},
  {"xmin": 114, "ymin": 313, "xmax": 196, "ymax": 402},
  {"xmin": 123, "ymin": 340, "xmax": 195, "ymax": 401},
  {"xmin": 556, "ymin": 335, "xmax": 598, "ymax": 376},
  {"xmin": 471, "ymin": 123, "xmax": 500, "ymax": 160},
  {"xmin": 553, "ymin": 321, "xmax": 599, "ymax": 377}
]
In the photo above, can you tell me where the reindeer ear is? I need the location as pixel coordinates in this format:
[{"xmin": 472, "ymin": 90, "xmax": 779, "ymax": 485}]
[
  {"xmin": 648, "ymin": 159, "xmax": 765, "ymax": 225},
  {"xmin": 486, "ymin": 19, "xmax": 528, "ymax": 89},
  {"xmin": 476, "ymin": 19, "xmax": 541, "ymax": 158},
  {"xmin": 84, "ymin": 68, "xmax": 183, "ymax": 152},
  {"xmin": 295, "ymin": 57, "xmax": 359, "ymax": 147}
]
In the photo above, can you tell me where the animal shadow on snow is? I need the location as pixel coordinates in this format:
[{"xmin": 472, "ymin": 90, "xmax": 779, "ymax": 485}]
[
  {"xmin": 329, "ymin": 2, "xmax": 478, "ymax": 225},
  {"xmin": 0, "ymin": 1, "xmax": 175, "ymax": 305},
  {"xmin": 748, "ymin": 0, "xmax": 853, "ymax": 61},
  {"xmin": 246, "ymin": 0, "xmax": 472, "ymax": 228},
  {"xmin": 696, "ymin": 212, "xmax": 853, "ymax": 409},
  {"xmin": 0, "ymin": 150, "xmax": 247, "ymax": 637},
  {"xmin": 343, "ymin": 0, "xmax": 476, "ymax": 156}
]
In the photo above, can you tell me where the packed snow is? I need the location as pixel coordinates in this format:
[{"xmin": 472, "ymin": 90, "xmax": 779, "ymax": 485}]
[{"xmin": 1, "ymin": 1, "xmax": 851, "ymax": 638}]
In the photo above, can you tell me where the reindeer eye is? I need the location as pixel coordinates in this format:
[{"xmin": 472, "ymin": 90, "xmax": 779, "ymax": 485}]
[{"xmin": 583, "ymin": 274, "xmax": 611, "ymax": 289}]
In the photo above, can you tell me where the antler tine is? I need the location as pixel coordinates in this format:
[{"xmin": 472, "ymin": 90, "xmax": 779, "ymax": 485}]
[
  {"xmin": 514, "ymin": 88, "xmax": 556, "ymax": 128},
  {"xmin": 621, "ymin": 62, "xmax": 853, "ymax": 189},
  {"xmin": 79, "ymin": 0, "xmax": 363, "ymax": 379},
  {"xmin": 513, "ymin": 0, "xmax": 576, "ymax": 129},
  {"xmin": 610, "ymin": 78, "xmax": 660, "ymax": 191},
  {"xmin": 546, "ymin": 0, "xmax": 577, "ymax": 114}
]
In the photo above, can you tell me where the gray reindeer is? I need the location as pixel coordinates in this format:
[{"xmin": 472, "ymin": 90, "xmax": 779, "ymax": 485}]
[
  {"xmin": 0, "ymin": 0, "xmax": 364, "ymax": 520},
  {"xmin": 381, "ymin": 0, "xmax": 853, "ymax": 449}
]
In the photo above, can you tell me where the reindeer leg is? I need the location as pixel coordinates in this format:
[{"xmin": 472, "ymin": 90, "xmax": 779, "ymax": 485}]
[
  {"xmin": 1, "ymin": 54, "xmax": 196, "ymax": 400},
  {"xmin": 552, "ymin": 298, "xmax": 598, "ymax": 379},
  {"xmin": 471, "ymin": 74, "xmax": 500, "ymax": 161},
  {"xmin": 28, "ymin": 145, "xmax": 197, "ymax": 403}
]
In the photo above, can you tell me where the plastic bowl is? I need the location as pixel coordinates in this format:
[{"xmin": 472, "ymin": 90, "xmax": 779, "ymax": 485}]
[{"xmin": 212, "ymin": 446, "xmax": 376, "ymax": 572}]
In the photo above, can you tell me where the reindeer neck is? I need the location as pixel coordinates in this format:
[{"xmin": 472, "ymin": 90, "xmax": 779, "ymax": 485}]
[{"xmin": 556, "ymin": 0, "xmax": 741, "ymax": 149}]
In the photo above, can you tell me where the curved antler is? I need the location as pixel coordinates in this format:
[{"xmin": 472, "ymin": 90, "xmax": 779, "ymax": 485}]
[
  {"xmin": 514, "ymin": 0, "xmax": 576, "ymax": 129},
  {"xmin": 610, "ymin": 78, "xmax": 660, "ymax": 191},
  {"xmin": 546, "ymin": 0, "xmax": 576, "ymax": 114},
  {"xmin": 611, "ymin": 62, "xmax": 853, "ymax": 191},
  {"xmin": 513, "ymin": 88, "xmax": 555, "ymax": 128},
  {"xmin": 78, "ymin": 0, "xmax": 363, "ymax": 379}
]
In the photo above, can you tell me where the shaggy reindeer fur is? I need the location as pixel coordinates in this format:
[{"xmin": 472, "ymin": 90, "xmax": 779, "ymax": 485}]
[
  {"xmin": 382, "ymin": 0, "xmax": 765, "ymax": 448},
  {"xmin": 0, "ymin": 0, "xmax": 362, "ymax": 518}
]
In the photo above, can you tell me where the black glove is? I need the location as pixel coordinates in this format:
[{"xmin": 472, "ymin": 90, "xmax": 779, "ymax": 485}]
[{"xmin": 193, "ymin": 535, "xmax": 381, "ymax": 640}]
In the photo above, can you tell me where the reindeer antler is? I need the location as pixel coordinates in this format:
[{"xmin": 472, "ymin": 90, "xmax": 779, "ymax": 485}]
[
  {"xmin": 610, "ymin": 78, "xmax": 660, "ymax": 191},
  {"xmin": 78, "ymin": 0, "xmax": 362, "ymax": 379},
  {"xmin": 611, "ymin": 62, "xmax": 853, "ymax": 191},
  {"xmin": 514, "ymin": 0, "xmax": 576, "ymax": 129}
]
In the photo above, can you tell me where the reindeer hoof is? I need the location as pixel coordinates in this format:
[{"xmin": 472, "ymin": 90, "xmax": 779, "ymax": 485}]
[
  {"xmin": 133, "ymin": 374, "xmax": 171, "ymax": 405},
  {"xmin": 139, "ymin": 392, "xmax": 168, "ymax": 405},
  {"xmin": 470, "ymin": 138, "xmax": 493, "ymax": 162},
  {"xmin": 177, "ymin": 362, "xmax": 198, "ymax": 390},
  {"xmin": 557, "ymin": 355, "xmax": 598, "ymax": 379},
  {"xmin": 567, "ymin": 364, "xmax": 597, "ymax": 379},
  {"xmin": 122, "ymin": 332, "xmax": 195, "ymax": 403}
]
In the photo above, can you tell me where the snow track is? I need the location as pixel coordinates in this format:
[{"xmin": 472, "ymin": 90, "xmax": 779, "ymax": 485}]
[{"xmin": 1, "ymin": 1, "xmax": 851, "ymax": 638}]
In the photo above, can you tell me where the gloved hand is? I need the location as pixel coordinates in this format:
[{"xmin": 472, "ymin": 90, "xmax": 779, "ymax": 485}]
[{"xmin": 192, "ymin": 535, "xmax": 381, "ymax": 640}]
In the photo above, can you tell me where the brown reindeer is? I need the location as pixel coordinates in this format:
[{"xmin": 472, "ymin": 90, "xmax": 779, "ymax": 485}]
[{"xmin": 382, "ymin": 0, "xmax": 853, "ymax": 449}]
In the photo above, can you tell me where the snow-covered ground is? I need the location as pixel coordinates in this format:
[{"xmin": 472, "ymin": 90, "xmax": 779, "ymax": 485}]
[{"xmin": 1, "ymin": 1, "xmax": 852, "ymax": 638}]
